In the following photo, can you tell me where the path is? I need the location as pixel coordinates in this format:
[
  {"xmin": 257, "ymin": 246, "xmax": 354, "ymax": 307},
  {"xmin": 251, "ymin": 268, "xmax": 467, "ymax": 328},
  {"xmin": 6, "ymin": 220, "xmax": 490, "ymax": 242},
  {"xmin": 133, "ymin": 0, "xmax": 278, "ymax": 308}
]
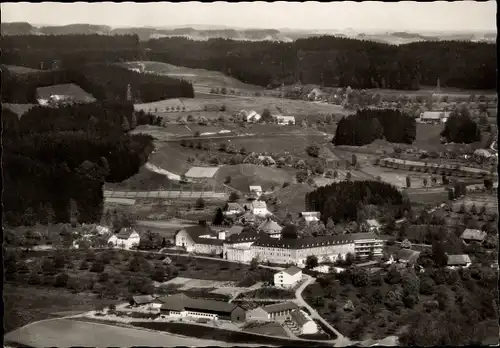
[{"xmin": 294, "ymin": 274, "xmax": 352, "ymax": 347}]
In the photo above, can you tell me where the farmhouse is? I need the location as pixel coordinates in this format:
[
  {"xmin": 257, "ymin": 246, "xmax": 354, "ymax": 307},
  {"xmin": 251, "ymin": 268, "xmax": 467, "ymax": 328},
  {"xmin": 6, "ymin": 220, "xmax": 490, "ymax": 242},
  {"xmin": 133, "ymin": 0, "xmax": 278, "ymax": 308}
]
[
  {"xmin": 262, "ymin": 302, "xmax": 299, "ymax": 320},
  {"xmin": 107, "ymin": 228, "xmax": 140, "ymax": 250},
  {"xmin": 175, "ymin": 224, "xmax": 224, "ymax": 255},
  {"xmin": 299, "ymin": 212, "xmax": 320, "ymax": 224},
  {"xmin": 258, "ymin": 156, "xmax": 276, "ymax": 166},
  {"xmin": 224, "ymin": 202, "xmax": 244, "ymax": 216},
  {"xmin": 250, "ymin": 200, "xmax": 270, "ymax": 217},
  {"xmin": 446, "ymin": 254, "xmax": 472, "ymax": 269},
  {"xmin": 473, "ymin": 149, "xmax": 493, "ymax": 159},
  {"xmin": 36, "ymin": 84, "xmax": 96, "ymax": 106},
  {"xmin": 258, "ymin": 218, "xmax": 283, "ymax": 239},
  {"xmin": 238, "ymin": 211, "xmax": 257, "ymax": 224},
  {"xmin": 275, "ymin": 115, "xmax": 296, "ymax": 125},
  {"xmin": 249, "ymin": 186, "xmax": 263, "ymax": 197},
  {"xmin": 289, "ymin": 309, "xmax": 319, "ymax": 335},
  {"xmin": 460, "ymin": 228, "xmax": 488, "ymax": 244},
  {"xmin": 130, "ymin": 295, "xmax": 157, "ymax": 307},
  {"xmin": 242, "ymin": 110, "xmax": 262, "ymax": 122},
  {"xmin": 419, "ymin": 111, "xmax": 450, "ymax": 124},
  {"xmin": 159, "ymin": 293, "xmax": 246, "ymax": 322},
  {"xmin": 307, "ymin": 88, "xmax": 324, "ymax": 101},
  {"xmin": 274, "ymin": 265, "xmax": 303, "ymax": 288}
]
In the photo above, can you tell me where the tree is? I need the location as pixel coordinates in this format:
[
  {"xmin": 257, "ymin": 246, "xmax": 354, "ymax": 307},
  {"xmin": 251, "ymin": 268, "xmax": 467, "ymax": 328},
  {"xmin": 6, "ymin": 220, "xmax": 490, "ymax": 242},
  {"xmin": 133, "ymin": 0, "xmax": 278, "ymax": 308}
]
[
  {"xmin": 90, "ymin": 260, "xmax": 105, "ymax": 273},
  {"xmin": 195, "ymin": 198, "xmax": 205, "ymax": 209},
  {"xmin": 54, "ymin": 272, "xmax": 69, "ymax": 287},
  {"xmin": 406, "ymin": 176, "xmax": 411, "ymax": 188},
  {"xmin": 122, "ymin": 116, "xmax": 130, "ymax": 132},
  {"xmin": 484, "ymin": 178, "xmax": 493, "ymax": 190},
  {"xmin": 326, "ymin": 217, "xmax": 335, "ymax": 231},
  {"xmin": 306, "ymin": 255, "xmax": 319, "ymax": 269},
  {"xmin": 402, "ymin": 271, "xmax": 420, "ymax": 308},
  {"xmin": 130, "ymin": 113, "xmax": 137, "ymax": 129},
  {"xmin": 432, "ymin": 240, "xmax": 448, "ymax": 267},
  {"xmin": 351, "ymin": 267, "xmax": 370, "ymax": 287},
  {"xmin": 385, "ymin": 266, "xmax": 402, "ymax": 285},
  {"xmin": 250, "ymin": 257, "xmax": 259, "ymax": 270},
  {"xmin": 213, "ymin": 207, "xmax": 224, "ymax": 225},
  {"xmin": 346, "ymin": 172, "xmax": 352, "ymax": 181},
  {"xmin": 440, "ymin": 107, "xmax": 481, "ymax": 144},
  {"xmin": 228, "ymin": 191, "xmax": 240, "ymax": 202},
  {"xmin": 423, "ymin": 177, "xmax": 428, "ymax": 187},
  {"xmin": 224, "ymin": 175, "xmax": 231, "ymax": 184},
  {"xmin": 306, "ymin": 145, "xmax": 320, "ymax": 157},
  {"xmin": 351, "ymin": 154, "xmax": 357, "ymax": 166}
]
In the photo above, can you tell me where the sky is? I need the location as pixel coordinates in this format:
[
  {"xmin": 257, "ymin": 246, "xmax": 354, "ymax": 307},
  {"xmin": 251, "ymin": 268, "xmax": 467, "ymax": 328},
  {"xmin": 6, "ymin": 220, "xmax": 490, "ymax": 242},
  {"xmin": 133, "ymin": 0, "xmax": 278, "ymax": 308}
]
[{"xmin": 1, "ymin": 1, "xmax": 496, "ymax": 32}]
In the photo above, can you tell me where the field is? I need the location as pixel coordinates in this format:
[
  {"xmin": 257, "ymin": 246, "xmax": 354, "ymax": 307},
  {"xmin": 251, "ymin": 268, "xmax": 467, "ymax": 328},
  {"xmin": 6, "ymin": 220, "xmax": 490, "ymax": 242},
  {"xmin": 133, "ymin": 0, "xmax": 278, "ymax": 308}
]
[
  {"xmin": 185, "ymin": 166, "xmax": 220, "ymax": 178},
  {"xmin": 4, "ymin": 318, "xmax": 242, "ymax": 348},
  {"xmin": 405, "ymin": 187, "xmax": 449, "ymax": 205},
  {"xmin": 243, "ymin": 322, "xmax": 289, "ymax": 337},
  {"xmin": 268, "ymin": 183, "xmax": 314, "ymax": 218},
  {"xmin": 2, "ymin": 103, "xmax": 38, "ymax": 118},
  {"xmin": 123, "ymin": 61, "xmax": 265, "ymax": 92},
  {"xmin": 215, "ymin": 164, "xmax": 296, "ymax": 192},
  {"xmin": 36, "ymin": 83, "xmax": 96, "ymax": 102},
  {"xmin": 361, "ymin": 165, "xmax": 440, "ymax": 189},
  {"xmin": 3, "ymin": 64, "xmax": 42, "ymax": 74},
  {"xmin": 4, "ymin": 284, "xmax": 98, "ymax": 333}
]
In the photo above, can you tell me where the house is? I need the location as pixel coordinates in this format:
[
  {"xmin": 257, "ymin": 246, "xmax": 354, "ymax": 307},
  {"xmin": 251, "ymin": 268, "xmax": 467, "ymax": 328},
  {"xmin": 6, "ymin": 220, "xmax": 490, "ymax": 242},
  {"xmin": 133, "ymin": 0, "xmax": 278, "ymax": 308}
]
[
  {"xmin": 130, "ymin": 295, "xmax": 157, "ymax": 307},
  {"xmin": 419, "ymin": 111, "xmax": 450, "ymax": 124},
  {"xmin": 275, "ymin": 115, "xmax": 296, "ymax": 125},
  {"xmin": 307, "ymin": 88, "xmax": 324, "ymax": 101},
  {"xmin": 159, "ymin": 293, "xmax": 246, "ymax": 322},
  {"xmin": 289, "ymin": 309, "xmax": 319, "ymax": 335},
  {"xmin": 351, "ymin": 232, "xmax": 384, "ymax": 258},
  {"xmin": 249, "ymin": 186, "xmax": 263, "ymax": 197},
  {"xmin": 460, "ymin": 228, "xmax": 487, "ymax": 244},
  {"xmin": 258, "ymin": 218, "xmax": 283, "ymax": 239},
  {"xmin": 366, "ymin": 220, "xmax": 381, "ymax": 233},
  {"xmin": 274, "ymin": 265, "xmax": 303, "ymax": 288},
  {"xmin": 251, "ymin": 200, "xmax": 270, "ymax": 217},
  {"xmin": 262, "ymin": 301, "xmax": 299, "ymax": 320},
  {"xmin": 396, "ymin": 249, "xmax": 421, "ymax": 265},
  {"xmin": 240, "ymin": 110, "xmax": 261, "ymax": 123},
  {"xmin": 299, "ymin": 212, "xmax": 320, "ymax": 224},
  {"xmin": 473, "ymin": 149, "xmax": 493, "ymax": 159},
  {"xmin": 107, "ymin": 228, "xmax": 140, "ymax": 250},
  {"xmin": 224, "ymin": 202, "xmax": 244, "ymax": 216},
  {"xmin": 238, "ymin": 211, "xmax": 257, "ymax": 224},
  {"xmin": 174, "ymin": 224, "xmax": 224, "ymax": 255},
  {"xmin": 446, "ymin": 254, "xmax": 472, "ymax": 269}
]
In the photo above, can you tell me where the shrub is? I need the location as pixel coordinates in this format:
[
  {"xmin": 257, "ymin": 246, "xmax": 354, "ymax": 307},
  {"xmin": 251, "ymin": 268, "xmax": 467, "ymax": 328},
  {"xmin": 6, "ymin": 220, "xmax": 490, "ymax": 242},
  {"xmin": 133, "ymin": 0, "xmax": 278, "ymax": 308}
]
[
  {"xmin": 54, "ymin": 272, "xmax": 69, "ymax": 287},
  {"xmin": 90, "ymin": 260, "xmax": 105, "ymax": 273}
]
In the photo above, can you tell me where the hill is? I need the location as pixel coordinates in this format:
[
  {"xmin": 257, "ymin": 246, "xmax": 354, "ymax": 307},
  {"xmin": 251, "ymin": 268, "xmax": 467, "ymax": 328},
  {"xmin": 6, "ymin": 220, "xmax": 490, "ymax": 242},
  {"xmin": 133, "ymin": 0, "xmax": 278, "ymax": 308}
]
[
  {"xmin": 270, "ymin": 183, "xmax": 315, "ymax": 219},
  {"xmin": 215, "ymin": 164, "xmax": 296, "ymax": 193}
]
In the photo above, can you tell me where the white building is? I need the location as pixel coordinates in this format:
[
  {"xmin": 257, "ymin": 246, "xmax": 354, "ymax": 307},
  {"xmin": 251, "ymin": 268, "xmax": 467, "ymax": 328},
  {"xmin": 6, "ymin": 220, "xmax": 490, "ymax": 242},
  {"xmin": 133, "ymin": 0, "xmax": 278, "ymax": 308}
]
[
  {"xmin": 353, "ymin": 232, "xmax": 384, "ymax": 258},
  {"xmin": 107, "ymin": 228, "xmax": 140, "ymax": 250},
  {"xmin": 247, "ymin": 302, "xmax": 299, "ymax": 322},
  {"xmin": 258, "ymin": 218, "xmax": 283, "ymax": 239},
  {"xmin": 251, "ymin": 200, "xmax": 270, "ymax": 217},
  {"xmin": 274, "ymin": 265, "xmax": 303, "ymax": 288},
  {"xmin": 419, "ymin": 111, "xmax": 450, "ymax": 124},
  {"xmin": 249, "ymin": 186, "xmax": 263, "ymax": 197},
  {"xmin": 275, "ymin": 115, "xmax": 296, "ymax": 125},
  {"xmin": 225, "ymin": 202, "xmax": 244, "ymax": 216},
  {"xmin": 240, "ymin": 110, "xmax": 262, "ymax": 123},
  {"xmin": 289, "ymin": 309, "xmax": 319, "ymax": 335},
  {"xmin": 299, "ymin": 212, "xmax": 320, "ymax": 224}
]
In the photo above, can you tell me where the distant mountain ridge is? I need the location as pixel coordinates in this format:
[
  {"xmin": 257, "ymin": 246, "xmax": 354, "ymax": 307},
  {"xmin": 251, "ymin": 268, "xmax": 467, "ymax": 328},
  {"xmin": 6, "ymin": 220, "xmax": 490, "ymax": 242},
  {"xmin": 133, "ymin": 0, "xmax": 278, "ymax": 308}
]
[{"xmin": 1, "ymin": 22, "xmax": 496, "ymax": 44}]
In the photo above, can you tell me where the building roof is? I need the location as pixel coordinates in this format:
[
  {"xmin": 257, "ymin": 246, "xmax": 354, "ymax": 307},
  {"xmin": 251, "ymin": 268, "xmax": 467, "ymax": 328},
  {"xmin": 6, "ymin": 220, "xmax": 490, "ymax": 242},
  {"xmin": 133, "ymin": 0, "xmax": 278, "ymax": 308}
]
[
  {"xmin": 461, "ymin": 229, "xmax": 487, "ymax": 242},
  {"xmin": 249, "ymin": 186, "xmax": 263, "ymax": 192},
  {"xmin": 396, "ymin": 249, "xmax": 421, "ymax": 264},
  {"xmin": 253, "ymin": 234, "xmax": 352, "ymax": 249},
  {"xmin": 283, "ymin": 265, "xmax": 302, "ymax": 276},
  {"xmin": 226, "ymin": 225, "xmax": 245, "ymax": 237},
  {"xmin": 115, "ymin": 227, "xmax": 137, "ymax": 239},
  {"xmin": 366, "ymin": 219, "xmax": 381, "ymax": 227},
  {"xmin": 447, "ymin": 254, "xmax": 472, "ymax": 266},
  {"xmin": 300, "ymin": 212, "xmax": 320, "ymax": 218},
  {"xmin": 258, "ymin": 219, "xmax": 283, "ymax": 234},
  {"xmin": 290, "ymin": 309, "xmax": 312, "ymax": 327},
  {"xmin": 252, "ymin": 201, "xmax": 267, "ymax": 209},
  {"xmin": 276, "ymin": 115, "xmax": 296, "ymax": 120},
  {"xmin": 420, "ymin": 111, "xmax": 450, "ymax": 120},
  {"xmin": 239, "ymin": 211, "xmax": 257, "ymax": 223},
  {"xmin": 159, "ymin": 293, "xmax": 241, "ymax": 314},
  {"xmin": 36, "ymin": 83, "xmax": 96, "ymax": 103},
  {"xmin": 132, "ymin": 295, "xmax": 156, "ymax": 305},
  {"xmin": 226, "ymin": 202, "xmax": 244, "ymax": 211},
  {"xmin": 262, "ymin": 301, "xmax": 299, "ymax": 314},
  {"xmin": 225, "ymin": 229, "xmax": 269, "ymax": 244},
  {"xmin": 177, "ymin": 224, "xmax": 218, "ymax": 244}
]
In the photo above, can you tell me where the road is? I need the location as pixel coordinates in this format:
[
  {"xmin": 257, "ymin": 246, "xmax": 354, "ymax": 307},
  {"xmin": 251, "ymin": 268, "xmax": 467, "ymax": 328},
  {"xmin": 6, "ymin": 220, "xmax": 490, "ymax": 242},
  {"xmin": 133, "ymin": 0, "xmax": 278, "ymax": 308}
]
[{"xmin": 295, "ymin": 274, "xmax": 353, "ymax": 347}]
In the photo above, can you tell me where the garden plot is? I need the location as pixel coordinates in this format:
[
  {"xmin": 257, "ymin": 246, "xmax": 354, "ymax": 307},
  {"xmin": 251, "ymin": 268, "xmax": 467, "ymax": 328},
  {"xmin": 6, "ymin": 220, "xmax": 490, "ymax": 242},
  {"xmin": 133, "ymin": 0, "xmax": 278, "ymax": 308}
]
[{"xmin": 185, "ymin": 166, "xmax": 220, "ymax": 179}]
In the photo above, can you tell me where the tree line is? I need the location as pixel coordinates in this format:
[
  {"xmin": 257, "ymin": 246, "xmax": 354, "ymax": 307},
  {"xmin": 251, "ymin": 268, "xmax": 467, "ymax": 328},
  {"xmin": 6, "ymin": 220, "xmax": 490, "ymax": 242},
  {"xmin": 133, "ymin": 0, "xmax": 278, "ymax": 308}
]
[
  {"xmin": 441, "ymin": 106, "xmax": 482, "ymax": 144},
  {"xmin": 305, "ymin": 180, "xmax": 407, "ymax": 223},
  {"xmin": 334, "ymin": 108, "xmax": 416, "ymax": 146},
  {"xmin": 3, "ymin": 102, "xmax": 154, "ymax": 227},
  {"xmin": 145, "ymin": 36, "xmax": 496, "ymax": 90},
  {"xmin": 1, "ymin": 64, "xmax": 194, "ymax": 104}
]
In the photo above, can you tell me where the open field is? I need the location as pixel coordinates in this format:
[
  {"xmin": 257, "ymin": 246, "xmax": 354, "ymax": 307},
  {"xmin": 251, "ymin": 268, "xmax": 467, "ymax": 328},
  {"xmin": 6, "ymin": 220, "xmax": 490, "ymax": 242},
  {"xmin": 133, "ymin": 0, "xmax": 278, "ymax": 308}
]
[
  {"xmin": 4, "ymin": 318, "xmax": 244, "ymax": 348},
  {"xmin": 215, "ymin": 164, "xmax": 296, "ymax": 192},
  {"xmin": 361, "ymin": 165, "xmax": 441, "ymax": 189},
  {"xmin": 3, "ymin": 64, "xmax": 42, "ymax": 74},
  {"xmin": 123, "ymin": 61, "xmax": 265, "ymax": 91},
  {"xmin": 404, "ymin": 187, "xmax": 449, "ymax": 205},
  {"xmin": 36, "ymin": 83, "xmax": 96, "ymax": 102},
  {"xmin": 185, "ymin": 166, "xmax": 220, "ymax": 178},
  {"xmin": 269, "ymin": 183, "xmax": 314, "ymax": 218},
  {"xmin": 4, "ymin": 284, "xmax": 98, "ymax": 333},
  {"xmin": 243, "ymin": 322, "xmax": 289, "ymax": 337},
  {"xmin": 2, "ymin": 103, "xmax": 38, "ymax": 118}
]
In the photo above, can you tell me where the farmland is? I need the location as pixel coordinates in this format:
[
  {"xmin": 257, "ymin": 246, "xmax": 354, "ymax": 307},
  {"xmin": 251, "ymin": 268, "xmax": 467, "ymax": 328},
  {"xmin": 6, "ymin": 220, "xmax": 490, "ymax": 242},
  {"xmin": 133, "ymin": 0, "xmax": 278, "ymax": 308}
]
[{"xmin": 5, "ymin": 318, "xmax": 248, "ymax": 348}]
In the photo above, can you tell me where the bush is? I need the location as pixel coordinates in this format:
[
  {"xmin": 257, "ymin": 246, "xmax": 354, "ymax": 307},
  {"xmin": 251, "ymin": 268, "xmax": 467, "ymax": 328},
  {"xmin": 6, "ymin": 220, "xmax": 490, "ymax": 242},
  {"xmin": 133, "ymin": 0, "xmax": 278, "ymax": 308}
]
[
  {"xmin": 54, "ymin": 272, "xmax": 69, "ymax": 287},
  {"xmin": 90, "ymin": 260, "xmax": 105, "ymax": 273}
]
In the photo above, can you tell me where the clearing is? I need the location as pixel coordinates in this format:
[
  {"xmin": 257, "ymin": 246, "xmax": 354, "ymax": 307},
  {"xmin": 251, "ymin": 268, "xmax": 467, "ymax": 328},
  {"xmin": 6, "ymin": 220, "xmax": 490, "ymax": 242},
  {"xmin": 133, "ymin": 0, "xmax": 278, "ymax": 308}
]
[
  {"xmin": 215, "ymin": 164, "xmax": 296, "ymax": 192},
  {"xmin": 2, "ymin": 103, "xmax": 38, "ymax": 118},
  {"xmin": 4, "ymin": 318, "xmax": 244, "ymax": 348},
  {"xmin": 36, "ymin": 83, "xmax": 96, "ymax": 103},
  {"xmin": 3, "ymin": 64, "xmax": 42, "ymax": 74}
]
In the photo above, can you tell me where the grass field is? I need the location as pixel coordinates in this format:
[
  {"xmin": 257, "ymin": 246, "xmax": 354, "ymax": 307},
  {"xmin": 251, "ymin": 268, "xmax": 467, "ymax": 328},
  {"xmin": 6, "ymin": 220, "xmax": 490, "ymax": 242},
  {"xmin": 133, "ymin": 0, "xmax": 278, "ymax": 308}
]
[
  {"xmin": 270, "ymin": 183, "xmax": 314, "ymax": 218},
  {"xmin": 3, "ymin": 64, "xmax": 42, "ymax": 74},
  {"xmin": 2, "ymin": 103, "xmax": 38, "ymax": 118},
  {"xmin": 5, "ymin": 318, "xmax": 242, "ymax": 348},
  {"xmin": 243, "ymin": 322, "xmax": 289, "ymax": 337},
  {"xmin": 4, "ymin": 284, "xmax": 98, "ymax": 333},
  {"xmin": 185, "ymin": 166, "xmax": 220, "ymax": 178},
  {"xmin": 361, "ymin": 164, "xmax": 440, "ymax": 189},
  {"xmin": 215, "ymin": 164, "xmax": 296, "ymax": 192}
]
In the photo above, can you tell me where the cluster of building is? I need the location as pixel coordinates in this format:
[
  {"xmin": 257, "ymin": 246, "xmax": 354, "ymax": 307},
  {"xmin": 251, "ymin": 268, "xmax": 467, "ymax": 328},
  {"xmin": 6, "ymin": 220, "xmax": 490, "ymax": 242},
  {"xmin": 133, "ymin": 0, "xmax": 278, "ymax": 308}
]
[{"xmin": 237, "ymin": 109, "xmax": 296, "ymax": 125}]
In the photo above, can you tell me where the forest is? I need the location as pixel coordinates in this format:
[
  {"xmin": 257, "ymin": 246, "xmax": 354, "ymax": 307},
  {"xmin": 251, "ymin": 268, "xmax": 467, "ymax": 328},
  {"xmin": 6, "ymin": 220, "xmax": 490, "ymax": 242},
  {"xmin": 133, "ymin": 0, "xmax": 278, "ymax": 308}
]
[
  {"xmin": 2, "ymin": 34, "xmax": 495, "ymax": 91},
  {"xmin": 145, "ymin": 36, "xmax": 496, "ymax": 90},
  {"xmin": 305, "ymin": 181, "xmax": 407, "ymax": 223},
  {"xmin": 2, "ymin": 103, "xmax": 154, "ymax": 227},
  {"xmin": 1, "ymin": 64, "xmax": 194, "ymax": 104},
  {"xmin": 440, "ymin": 107, "xmax": 482, "ymax": 144},
  {"xmin": 334, "ymin": 109, "xmax": 416, "ymax": 146}
]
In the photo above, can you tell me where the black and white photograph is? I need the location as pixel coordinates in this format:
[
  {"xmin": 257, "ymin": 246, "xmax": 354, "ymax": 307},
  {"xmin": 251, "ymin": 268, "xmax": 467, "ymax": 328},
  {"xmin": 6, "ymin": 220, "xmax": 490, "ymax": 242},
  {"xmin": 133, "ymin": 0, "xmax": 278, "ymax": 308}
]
[{"xmin": 2, "ymin": 1, "xmax": 498, "ymax": 347}]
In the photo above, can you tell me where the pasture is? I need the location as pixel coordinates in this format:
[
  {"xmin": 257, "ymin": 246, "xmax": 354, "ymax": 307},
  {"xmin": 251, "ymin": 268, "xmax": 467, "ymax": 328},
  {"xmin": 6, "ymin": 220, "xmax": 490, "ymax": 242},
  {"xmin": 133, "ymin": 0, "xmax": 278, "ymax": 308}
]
[
  {"xmin": 361, "ymin": 164, "xmax": 440, "ymax": 189},
  {"xmin": 270, "ymin": 183, "xmax": 314, "ymax": 218},
  {"xmin": 215, "ymin": 164, "xmax": 296, "ymax": 192},
  {"xmin": 4, "ymin": 318, "xmax": 239, "ymax": 348}
]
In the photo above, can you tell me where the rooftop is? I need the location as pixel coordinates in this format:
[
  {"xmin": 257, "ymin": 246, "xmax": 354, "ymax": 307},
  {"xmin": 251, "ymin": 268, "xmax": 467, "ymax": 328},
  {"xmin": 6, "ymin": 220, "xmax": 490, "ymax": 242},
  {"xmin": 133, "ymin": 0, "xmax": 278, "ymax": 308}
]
[
  {"xmin": 253, "ymin": 232, "xmax": 381, "ymax": 249},
  {"xmin": 283, "ymin": 265, "xmax": 302, "ymax": 276},
  {"xmin": 132, "ymin": 295, "xmax": 156, "ymax": 305},
  {"xmin": 252, "ymin": 201, "xmax": 267, "ymax": 209},
  {"xmin": 159, "ymin": 293, "xmax": 241, "ymax": 314},
  {"xmin": 396, "ymin": 249, "xmax": 421, "ymax": 264},
  {"xmin": 290, "ymin": 309, "xmax": 312, "ymax": 327},
  {"xmin": 177, "ymin": 224, "xmax": 222, "ymax": 245},
  {"xmin": 447, "ymin": 254, "xmax": 472, "ymax": 266},
  {"xmin": 226, "ymin": 202, "xmax": 244, "ymax": 211},
  {"xmin": 461, "ymin": 229, "xmax": 487, "ymax": 242},
  {"xmin": 115, "ymin": 228, "xmax": 137, "ymax": 239},
  {"xmin": 258, "ymin": 219, "xmax": 283, "ymax": 234},
  {"xmin": 262, "ymin": 301, "xmax": 299, "ymax": 314}
]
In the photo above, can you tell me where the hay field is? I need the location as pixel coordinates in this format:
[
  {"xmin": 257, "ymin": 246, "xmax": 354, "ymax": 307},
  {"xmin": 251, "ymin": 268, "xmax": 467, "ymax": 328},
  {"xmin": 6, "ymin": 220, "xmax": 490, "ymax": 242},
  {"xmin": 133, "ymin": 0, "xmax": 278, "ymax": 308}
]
[
  {"xmin": 185, "ymin": 166, "xmax": 220, "ymax": 178},
  {"xmin": 215, "ymin": 164, "xmax": 296, "ymax": 192},
  {"xmin": 4, "ymin": 318, "xmax": 239, "ymax": 348}
]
